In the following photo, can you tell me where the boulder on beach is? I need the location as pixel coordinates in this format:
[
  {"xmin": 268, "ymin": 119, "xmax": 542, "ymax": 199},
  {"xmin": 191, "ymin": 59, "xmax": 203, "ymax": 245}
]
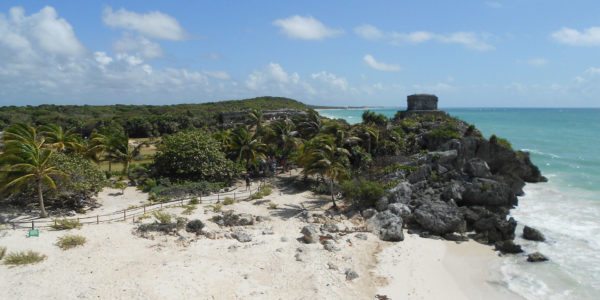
[
  {"xmin": 301, "ymin": 225, "xmax": 320, "ymax": 243},
  {"xmin": 367, "ymin": 211, "xmax": 404, "ymax": 242},
  {"xmin": 527, "ymin": 252, "xmax": 549, "ymax": 262},
  {"xmin": 413, "ymin": 201, "xmax": 465, "ymax": 235}
]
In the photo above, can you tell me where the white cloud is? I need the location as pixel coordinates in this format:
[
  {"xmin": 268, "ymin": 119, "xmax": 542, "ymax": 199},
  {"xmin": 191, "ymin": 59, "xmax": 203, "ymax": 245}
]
[
  {"xmin": 0, "ymin": 6, "xmax": 85, "ymax": 58},
  {"xmin": 102, "ymin": 7, "xmax": 186, "ymax": 40},
  {"xmin": 311, "ymin": 71, "xmax": 348, "ymax": 91},
  {"xmin": 552, "ymin": 27, "xmax": 600, "ymax": 46},
  {"xmin": 204, "ymin": 71, "xmax": 230, "ymax": 80},
  {"xmin": 357, "ymin": 24, "xmax": 493, "ymax": 51},
  {"xmin": 527, "ymin": 58, "xmax": 548, "ymax": 67},
  {"xmin": 246, "ymin": 63, "xmax": 300, "ymax": 90},
  {"xmin": 114, "ymin": 34, "xmax": 163, "ymax": 58},
  {"xmin": 273, "ymin": 15, "xmax": 342, "ymax": 40},
  {"xmin": 585, "ymin": 67, "xmax": 600, "ymax": 75},
  {"xmin": 354, "ymin": 24, "xmax": 383, "ymax": 40},
  {"xmin": 363, "ymin": 54, "xmax": 401, "ymax": 72}
]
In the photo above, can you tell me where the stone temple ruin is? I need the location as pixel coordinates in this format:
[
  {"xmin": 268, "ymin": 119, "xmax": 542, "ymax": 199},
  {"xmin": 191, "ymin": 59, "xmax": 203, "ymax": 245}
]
[
  {"xmin": 397, "ymin": 94, "xmax": 445, "ymax": 119},
  {"xmin": 407, "ymin": 94, "xmax": 438, "ymax": 111}
]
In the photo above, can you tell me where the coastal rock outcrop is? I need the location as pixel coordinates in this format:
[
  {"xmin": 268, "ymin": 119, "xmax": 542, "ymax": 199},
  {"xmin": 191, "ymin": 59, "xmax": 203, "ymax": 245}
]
[
  {"xmin": 365, "ymin": 110, "xmax": 546, "ymax": 250},
  {"xmin": 523, "ymin": 226, "xmax": 545, "ymax": 242},
  {"xmin": 527, "ymin": 252, "xmax": 549, "ymax": 262},
  {"xmin": 301, "ymin": 225, "xmax": 320, "ymax": 243}
]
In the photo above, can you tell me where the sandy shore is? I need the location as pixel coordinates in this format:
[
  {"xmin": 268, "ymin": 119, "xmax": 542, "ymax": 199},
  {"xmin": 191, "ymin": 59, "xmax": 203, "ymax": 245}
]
[{"xmin": 0, "ymin": 185, "xmax": 517, "ymax": 299}]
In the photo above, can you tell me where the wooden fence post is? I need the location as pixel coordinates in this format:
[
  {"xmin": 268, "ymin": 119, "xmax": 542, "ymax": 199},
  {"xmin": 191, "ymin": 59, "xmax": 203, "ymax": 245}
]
[
  {"xmin": 12, "ymin": 222, "xmax": 16, "ymax": 230},
  {"xmin": 217, "ymin": 193, "xmax": 220, "ymax": 203},
  {"xmin": 234, "ymin": 192, "xmax": 236, "ymax": 201},
  {"xmin": 31, "ymin": 220, "xmax": 34, "ymax": 230},
  {"xmin": 97, "ymin": 215, "xmax": 99, "ymax": 224},
  {"xmin": 143, "ymin": 205, "xmax": 146, "ymax": 214},
  {"xmin": 123, "ymin": 210, "xmax": 126, "ymax": 221}
]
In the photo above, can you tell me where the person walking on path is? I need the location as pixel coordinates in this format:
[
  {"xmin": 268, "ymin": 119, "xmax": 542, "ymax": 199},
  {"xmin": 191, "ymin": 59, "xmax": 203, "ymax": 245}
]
[{"xmin": 245, "ymin": 174, "xmax": 251, "ymax": 191}]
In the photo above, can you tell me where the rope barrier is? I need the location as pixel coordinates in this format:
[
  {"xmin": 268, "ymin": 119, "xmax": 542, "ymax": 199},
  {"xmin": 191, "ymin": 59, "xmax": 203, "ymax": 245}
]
[{"xmin": 3, "ymin": 187, "xmax": 258, "ymax": 230}]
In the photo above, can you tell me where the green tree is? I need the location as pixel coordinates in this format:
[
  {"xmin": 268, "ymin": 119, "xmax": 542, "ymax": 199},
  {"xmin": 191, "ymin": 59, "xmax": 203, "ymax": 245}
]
[
  {"xmin": 248, "ymin": 109, "xmax": 264, "ymax": 135},
  {"xmin": 301, "ymin": 135, "xmax": 350, "ymax": 208},
  {"xmin": 40, "ymin": 124, "xmax": 83, "ymax": 153},
  {"xmin": 107, "ymin": 135, "xmax": 148, "ymax": 176},
  {"xmin": 0, "ymin": 124, "xmax": 64, "ymax": 217},
  {"xmin": 152, "ymin": 130, "xmax": 239, "ymax": 182},
  {"xmin": 229, "ymin": 126, "xmax": 266, "ymax": 169},
  {"xmin": 266, "ymin": 119, "xmax": 301, "ymax": 171}
]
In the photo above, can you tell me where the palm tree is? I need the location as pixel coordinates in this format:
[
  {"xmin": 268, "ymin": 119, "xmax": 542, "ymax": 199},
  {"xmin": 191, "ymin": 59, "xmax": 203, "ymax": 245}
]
[
  {"xmin": 229, "ymin": 126, "xmax": 266, "ymax": 169},
  {"xmin": 107, "ymin": 135, "xmax": 148, "ymax": 176},
  {"xmin": 0, "ymin": 124, "xmax": 63, "ymax": 217},
  {"xmin": 248, "ymin": 109, "xmax": 264, "ymax": 135},
  {"xmin": 213, "ymin": 129, "xmax": 232, "ymax": 153},
  {"xmin": 268, "ymin": 119, "xmax": 301, "ymax": 171},
  {"xmin": 298, "ymin": 110, "xmax": 322, "ymax": 139},
  {"xmin": 352, "ymin": 124, "xmax": 379, "ymax": 154},
  {"xmin": 40, "ymin": 124, "xmax": 83, "ymax": 153},
  {"xmin": 302, "ymin": 135, "xmax": 350, "ymax": 208}
]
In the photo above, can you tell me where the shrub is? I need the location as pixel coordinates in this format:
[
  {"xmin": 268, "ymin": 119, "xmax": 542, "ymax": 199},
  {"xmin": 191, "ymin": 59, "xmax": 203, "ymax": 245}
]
[
  {"xmin": 341, "ymin": 180, "xmax": 385, "ymax": 208},
  {"xmin": 311, "ymin": 182, "xmax": 330, "ymax": 195},
  {"xmin": 151, "ymin": 131, "xmax": 242, "ymax": 182},
  {"xmin": 185, "ymin": 219, "xmax": 205, "ymax": 234},
  {"xmin": 181, "ymin": 205, "xmax": 197, "ymax": 215},
  {"xmin": 427, "ymin": 125, "xmax": 461, "ymax": 140},
  {"xmin": 490, "ymin": 134, "xmax": 513, "ymax": 150},
  {"xmin": 114, "ymin": 181, "xmax": 127, "ymax": 194},
  {"xmin": 52, "ymin": 218, "xmax": 82, "ymax": 230},
  {"xmin": 148, "ymin": 181, "xmax": 223, "ymax": 200},
  {"xmin": 0, "ymin": 246, "xmax": 6, "ymax": 260},
  {"xmin": 3, "ymin": 251, "xmax": 46, "ymax": 266},
  {"xmin": 222, "ymin": 197, "xmax": 235, "ymax": 205},
  {"xmin": 153, "ymin": 211, "xmax": 172, "ymax": 224},
  {"xmin": 211, "ymin": 203, "xmax": 223, "ymax": 212},
  {"xmin": 189, "ymin": 198, "xmax": 200, "ymax": 205},
  {"xmin": 250, "ymin": 185, "xmax": 273, "ymax": 200},
  {"xmin": 56, "ymin": 235, "xmax": 86, "ymax": 250},
  {"xmin": 268, "ymin": 202, "xmax": 278, "ymax": 210},
  {"xmin": 176, "ymin": 217, "xmax": 187, "ymax": 230}
]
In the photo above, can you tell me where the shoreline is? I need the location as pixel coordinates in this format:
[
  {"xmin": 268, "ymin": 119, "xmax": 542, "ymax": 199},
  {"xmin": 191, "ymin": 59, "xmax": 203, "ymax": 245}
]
[{"xmin": 376, "ymin": 231, "xmax": 522, "ymax": 300}]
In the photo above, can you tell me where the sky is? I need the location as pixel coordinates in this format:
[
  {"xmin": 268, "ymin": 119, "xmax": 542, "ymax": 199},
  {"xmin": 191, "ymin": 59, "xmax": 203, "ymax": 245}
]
[{"xmin": 0, "ymin": 1, "xmax": 600, "ymax": 107}]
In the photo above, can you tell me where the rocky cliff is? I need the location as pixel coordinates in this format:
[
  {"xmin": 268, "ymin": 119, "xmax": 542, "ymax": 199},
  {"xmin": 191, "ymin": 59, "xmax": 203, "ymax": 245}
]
[{"xmin": 366, "ymin": 112, "xmax": 546, "ymax": 253}]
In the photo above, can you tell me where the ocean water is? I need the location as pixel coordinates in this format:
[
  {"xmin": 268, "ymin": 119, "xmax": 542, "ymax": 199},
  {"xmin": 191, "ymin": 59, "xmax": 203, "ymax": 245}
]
[{"xmin": 318, "ymin": 108, "xmax": 600, "ymax": 300}]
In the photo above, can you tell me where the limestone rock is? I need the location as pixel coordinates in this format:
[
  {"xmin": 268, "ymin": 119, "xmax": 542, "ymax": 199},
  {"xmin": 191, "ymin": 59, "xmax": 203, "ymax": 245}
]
[
  {"xmin": 494, "ymin": 240, "xmax": 523, "ymax": 254},
  {"xmin": 413, "ymin": 201, "xmax": 464, "ymax": 235},
  {"xmin": 301, "ymin": 225, "xmax": 320, "ymax": 243},
  {"xmin": 523, "ymin": 226, "xmax": 545, "ymax": 242},
  {"xmin": 527, "ymin": 252, "xmax": 549, "ymax": 262}
]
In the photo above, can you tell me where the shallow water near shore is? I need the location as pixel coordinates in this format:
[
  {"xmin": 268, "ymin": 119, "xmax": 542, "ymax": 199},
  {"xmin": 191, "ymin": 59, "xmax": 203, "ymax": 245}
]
[{"xmin": 319, "ymin": 107, "xmax": 600, "ymax": 299}]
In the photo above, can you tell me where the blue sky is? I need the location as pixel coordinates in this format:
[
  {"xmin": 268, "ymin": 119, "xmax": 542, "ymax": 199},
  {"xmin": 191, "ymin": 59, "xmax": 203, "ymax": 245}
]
[{"xmin": 0, "ymin": 1, "xmax": 599, "ymax": 107}]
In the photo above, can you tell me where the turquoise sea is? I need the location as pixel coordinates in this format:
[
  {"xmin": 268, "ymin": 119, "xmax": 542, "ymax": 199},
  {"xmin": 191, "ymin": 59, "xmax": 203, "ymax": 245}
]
[{"xmin": 318, "ymin": 108, "xmax": 600, "ymax": 300}]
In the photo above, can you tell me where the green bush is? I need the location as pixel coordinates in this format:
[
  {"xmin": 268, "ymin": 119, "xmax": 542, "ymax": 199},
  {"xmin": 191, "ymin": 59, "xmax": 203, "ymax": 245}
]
[
  {"xmin": 56, "ymin": 235, "xmax": 86, "ymax": 250},
  {"xmin": 427, "ymin": 125, "xmax": 461, "ymax": 140},
  {"xmin": 3, "ymin": 251, "xmax": 46, "ymax": 266},
  {"xmin": 52, "ymin": 219, "xmax": 82, "ymax": 230},
  {"xmin": 148, "ymin": 180, "xmax": 223, "ymax": 200},
  {"xmin": 251, "ymin": 185, "xmax": 273, "ymax": 200},
  {"xmin": 268, "ymin": 202, "xmax": 278, "ymax": 210},
  {"xmin": 189, "ymin": 198, "xmax": 200, "ymax": 205},
  {"xmin": 153, "ymin": 211, "xmax": 172, "ymax": 224},
  {"xmin": 0, "ymin": 246, "xmax": 6, "ymax": 260},
  {"xmin": 222, "ymin": 197, "xmax": 235, "ymax": 205},
  {"xmin": 186, "ymin": 219, "xmax": 205, "ymax": 234},
  {"xmin": 151, "ymin": 131, "xmax": 242, "ymax": 182},
  {"xmin": 490, "ymin": 134, "xmax": 513, "ymax": 150},
  {"xmin": 341, "ymin": 180, "xmax": 385, "ymax": 208}
]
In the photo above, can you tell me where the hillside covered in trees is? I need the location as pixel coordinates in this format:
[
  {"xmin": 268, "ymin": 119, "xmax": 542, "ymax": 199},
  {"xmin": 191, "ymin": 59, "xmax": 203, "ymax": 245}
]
[{"xmin": 0, "ymin": 97, "xmax": 309, "ymax": 138}]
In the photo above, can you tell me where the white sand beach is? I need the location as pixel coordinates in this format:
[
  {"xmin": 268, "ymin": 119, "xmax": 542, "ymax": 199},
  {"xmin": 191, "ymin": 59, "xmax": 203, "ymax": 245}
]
[{"xmin": 0, "ymin": 185, "xmax": 515, "ymax": 300}]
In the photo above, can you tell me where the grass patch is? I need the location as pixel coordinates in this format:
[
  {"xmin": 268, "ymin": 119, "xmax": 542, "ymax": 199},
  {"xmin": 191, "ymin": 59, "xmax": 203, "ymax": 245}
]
[
  {"xmin": 56, "ymin": 235, "xmax": 86, "ymax": 250},
  {"xmin": 51, "ymin": 218, "xmax": 82, "ymax": 230},
  {"xmin": 0, "ymin": 246, "xmax": 6, "ymax": 260},
  {"xmin": 251, "ymin": 185, "xmax": 273, "ymax": 200},
  {"xmin": 153, "ymin": 211, "xmax": 172, "ymax": 224},
  {"xmin": 3, "ymin": 251, "xmax": 46, "ymax": 266},
  {"xmin": 222, "ymin": 197, "xmax": 235, "ymax": 205},
  {"xmin": 268, "ymin": 202, "xmax": 278, "ymax": 210},
  {"xmin": 181, "ymin": 204, "xmax": 197, "ymax": 215},
  {"xmin": 189, "ymin": 197, "xmax": 200, "ymax": 205},
  {"xmin": 490, "ymin": 134, "xmax": 513, "ymax": 150},
  {"xmin": 209, "ymin": 203, "xmax": 223, "ymax": 213}
]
